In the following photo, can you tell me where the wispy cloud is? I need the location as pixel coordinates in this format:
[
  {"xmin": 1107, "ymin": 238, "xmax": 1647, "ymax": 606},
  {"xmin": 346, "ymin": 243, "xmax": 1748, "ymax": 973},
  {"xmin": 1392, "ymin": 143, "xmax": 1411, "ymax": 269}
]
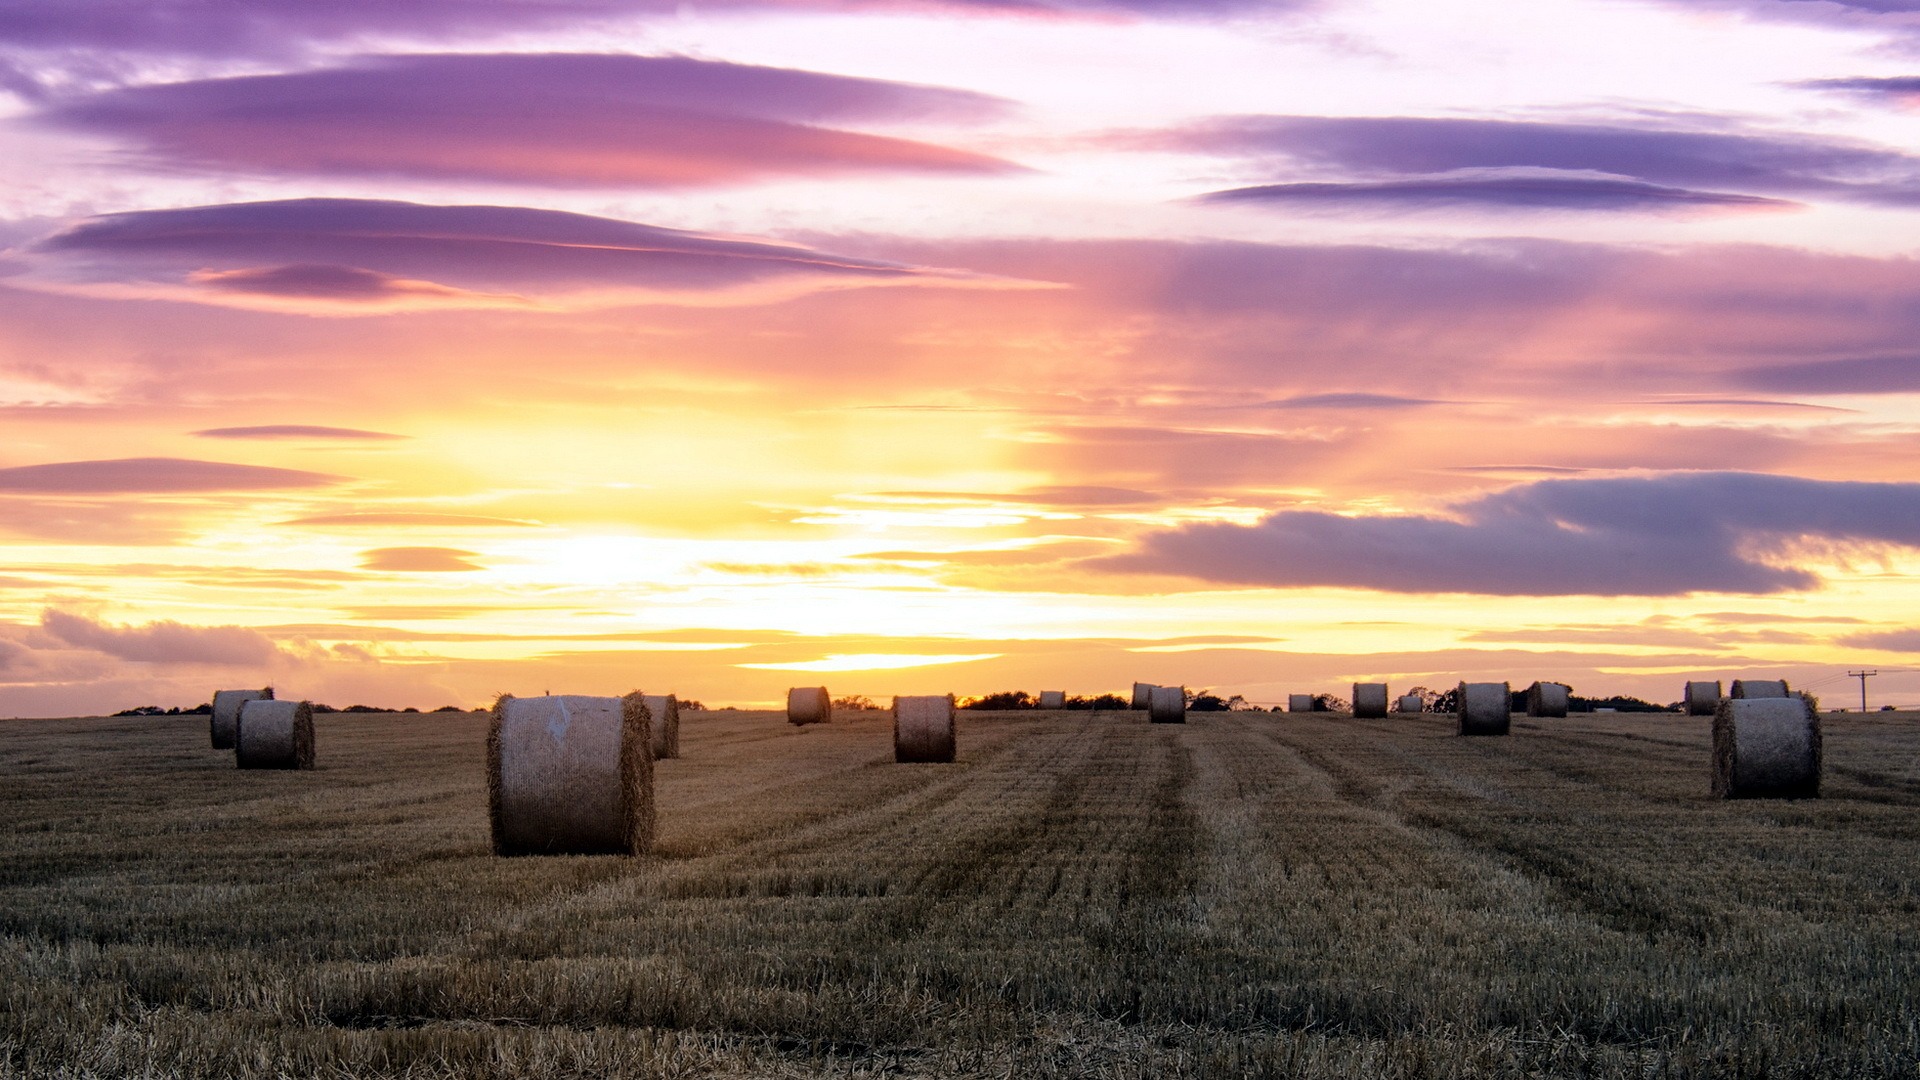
[{"xmin": 39, "ymin": 608, "xmax": 283, "ymax": 665}]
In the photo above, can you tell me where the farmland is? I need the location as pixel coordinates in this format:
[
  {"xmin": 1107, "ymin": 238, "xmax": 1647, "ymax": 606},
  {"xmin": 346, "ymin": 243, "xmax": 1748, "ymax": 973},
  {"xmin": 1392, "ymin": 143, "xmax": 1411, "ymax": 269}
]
[{"xmin": 2, "ymin": 707, "xmax": 1918, "ymax": 1078}]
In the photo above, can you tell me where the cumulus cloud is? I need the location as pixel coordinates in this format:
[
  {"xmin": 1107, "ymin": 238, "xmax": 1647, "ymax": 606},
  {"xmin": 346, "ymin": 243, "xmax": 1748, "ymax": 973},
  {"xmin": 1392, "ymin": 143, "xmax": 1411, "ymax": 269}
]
[
  {"xmin": 22, "ymin": 197, "xmax": 1014, "ymax": 313},
  {"xmin": 1097, "ymin": 472, "xmax": 1920, "ymax": 596},
  {"xmin": 37, "ymin": 53, "xmax": 1021, "ymax": 188},
  {"xmin": 359, "ymin": 546, "xmax": 485, "ymax": 571},
  {"xmin": 0, "ymin": 456, "xmax": 341, "ymax": 492},
  {"xmin": 195, "ymin": 424, "xmax": 407, "ymax": 440},
  {"xmin": 1153, "ymin": 115, "xmax": 1920, "ymax": 210},
  {"xmin": 38, "ymin": 608, "xmax": 282, "ymax": 665}
]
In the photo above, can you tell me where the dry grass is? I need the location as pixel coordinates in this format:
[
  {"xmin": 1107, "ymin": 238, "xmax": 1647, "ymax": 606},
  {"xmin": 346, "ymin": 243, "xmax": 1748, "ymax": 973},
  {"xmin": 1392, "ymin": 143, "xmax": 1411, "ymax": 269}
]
[{"xmin": 3, "ymin": 707, "xmax": 1919, "ymax": 1078}]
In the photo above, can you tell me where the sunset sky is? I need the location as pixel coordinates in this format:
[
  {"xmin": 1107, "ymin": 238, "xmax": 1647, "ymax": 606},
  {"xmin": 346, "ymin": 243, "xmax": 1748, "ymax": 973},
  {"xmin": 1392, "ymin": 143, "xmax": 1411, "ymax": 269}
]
[{"xmin": 6, "ymin": 0, "xmax": 1920, "ymax": 716}]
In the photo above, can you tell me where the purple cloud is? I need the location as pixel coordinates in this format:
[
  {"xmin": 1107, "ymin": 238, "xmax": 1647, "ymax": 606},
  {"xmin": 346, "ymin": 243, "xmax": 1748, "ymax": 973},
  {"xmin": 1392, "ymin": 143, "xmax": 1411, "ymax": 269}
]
[
  {"xmin": 27, "ymin": 198, "xmax": 997, "ymax": 311},
  {"xmin": 359, "ymin": 546, "xmax": 485, "ymax": 571},
  {"xmin": 0, "ymin": 0, "xmax": 1283, "ymax": 62},
  {"xmin": 1099, "ymin": 472, "xmax": 1920, "ymax": 596},
  {"xmin": 37, "ymin": 53, "xmax": 1020, "ymax": 188},
  {"xmin": 39, "ymin": 608, "xmax": 281, "ymax": 665},
  {"xmin": 1161, "ymin": 116, "xmax": 1920, "ymax": 208},
  {"xmin": 195, "ymin": 425, "xmax": 406, "ymax": 440},
  {"xmin": 1799, "ymin": 76, "xmax": 1920, "ymax": 104},
  {"xmin": 1202, "ymin": 175, "xmax": 1795, "ymax": 213},
  {"xmin": 1843, "ymin": 628, "xmax": 1920, "ymax": 651},
  {"xmin": 1252, "ymin": 393, "xmax": 1441, "ymax": 409},
  {"xmin": 0, "ymin": 457, "xmax": 341, "ymax": 493},
  {"xmin": 1728, "ymin": 355, "xmax": 1920, "ymax": 394}
]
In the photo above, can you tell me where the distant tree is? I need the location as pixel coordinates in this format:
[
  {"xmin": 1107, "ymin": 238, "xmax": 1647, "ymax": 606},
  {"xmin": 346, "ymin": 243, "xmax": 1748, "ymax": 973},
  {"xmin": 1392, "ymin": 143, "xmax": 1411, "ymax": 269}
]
[
  {"xmin": 960, "ymin": 691, "xmax": 1034, "ymax": 710},
  {"xmin": 401, "ymin": 707, "xmax": 420, "ymax": 713},
  {"xmin": 1312, "ymin": 693, "xmax": 1349, "ymax": 712},
  {"xmin": 1226, "ymin": 694, "xmax": 1254, "ymax": 711},
  {"xmin": 310, "ymin": 703, "xmax": 336, "ymax": 713},
  {"xmin": 1066, "ymin": 693, "xmax": 1128, "ymax": 711},
  {"xmin": 1569, "ymin": 695, "xmax": 1668, "ymax": 714},
  {"xmin": 1189, "ymin": 694, "xmax": 1231, "ymax": 712},
  {"xmin": 431, "ymin": 705, "xmax": 466, "ymax": 713},
  {"xmin": 832, "ymin": 695, "xmax": 879, "ymax": 711},
  {"xmin": 113, "ymin": 705, "xmax": 165, "ymax": 716},
  {"xmin": 1431, "ymin": 687, "xmax": 1459, "ymax": 713},
  {"xmin": 343, "ymin": 704, "xmax": 382, "ymax": 713},
  {"xmin": 679, "ymin": 699, "xmax": 707, "ymax": 711}
]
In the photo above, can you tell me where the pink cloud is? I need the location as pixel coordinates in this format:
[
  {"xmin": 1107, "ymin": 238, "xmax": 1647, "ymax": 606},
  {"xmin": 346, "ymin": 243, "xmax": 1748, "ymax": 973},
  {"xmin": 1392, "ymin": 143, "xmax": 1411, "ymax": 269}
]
[
  {"xmin": 359, "ymin": 546, "xmax": 486, "ymax": 572},
  {"xmin": 38, "ymin": 608, "xmax": 284, "ymax": 665}
]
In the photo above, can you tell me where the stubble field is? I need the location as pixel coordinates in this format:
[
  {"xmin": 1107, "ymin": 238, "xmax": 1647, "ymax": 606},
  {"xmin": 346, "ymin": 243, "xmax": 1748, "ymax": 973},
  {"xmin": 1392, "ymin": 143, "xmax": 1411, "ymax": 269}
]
[{"xmin": 2, "ymin": 705, "xmax": 1918, "ymax": 1078}]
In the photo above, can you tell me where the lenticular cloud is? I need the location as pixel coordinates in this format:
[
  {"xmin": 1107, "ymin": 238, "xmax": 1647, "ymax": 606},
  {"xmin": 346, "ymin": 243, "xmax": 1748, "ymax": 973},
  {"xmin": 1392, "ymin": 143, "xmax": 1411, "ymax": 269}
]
[
  {"xmin": 37, "ymin": 53, "xmax": 1021, "ymax": 188},
  {"xmin": 21, "ymin": 197, "xmax": 1014, "ymax": 313}
]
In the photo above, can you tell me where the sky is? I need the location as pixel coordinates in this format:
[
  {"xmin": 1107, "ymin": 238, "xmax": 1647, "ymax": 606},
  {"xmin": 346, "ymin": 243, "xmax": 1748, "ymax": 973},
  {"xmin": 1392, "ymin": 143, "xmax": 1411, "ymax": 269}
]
[{"xmin": 6, "ymin": 0, "xmax": 1920, "ymax": 716}]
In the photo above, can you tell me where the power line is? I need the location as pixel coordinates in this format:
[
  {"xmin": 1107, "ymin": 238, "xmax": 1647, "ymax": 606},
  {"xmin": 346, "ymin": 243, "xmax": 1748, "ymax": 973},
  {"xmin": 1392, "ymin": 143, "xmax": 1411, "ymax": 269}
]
[{"xmin": 1849, "ymin": 669, "xmax": 1878, "ymax": 714}]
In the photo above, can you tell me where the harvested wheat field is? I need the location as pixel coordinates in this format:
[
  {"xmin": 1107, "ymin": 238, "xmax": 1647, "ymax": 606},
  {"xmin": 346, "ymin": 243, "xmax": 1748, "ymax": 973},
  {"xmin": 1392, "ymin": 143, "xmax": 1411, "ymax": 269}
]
[{"xmin": 3, "ymin": 708, "xmax": 1919, "ymax": 1078}]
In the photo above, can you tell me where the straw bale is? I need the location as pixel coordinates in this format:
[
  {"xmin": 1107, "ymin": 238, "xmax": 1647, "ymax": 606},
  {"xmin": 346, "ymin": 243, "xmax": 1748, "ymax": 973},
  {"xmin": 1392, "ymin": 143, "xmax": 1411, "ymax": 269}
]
[
  {"xmin": 1037, "ymin": 690, "xmax": 1066, "ymax": 709},
  {"xmin": 1396, "ymin": 693, "xmax": 1424, "ymax": 714},
  {"xmin": 1685, "ymin": 680, "xmax": 1722, "ymax": 717},
  {"xmin": 234, "ymin": 699, "xmax": 313, "ymax": 770},
  {"xmin": 643, "ymin": 694, "xmax": 680, "ymax": 759},
  {"xmin": 786, "ymin": 686, "xmax": 830, "ymax": 725},
  {"xmin": 1287, "ymin": 694, "xmax": 1314, "ymax": 713},
  {"xmin": 1131, "ymin": 682, "xmax": 1156, "ymax": 710},
  {"xmin": 210, "ymin": 687, "xmax": 272, "ymax": 750},
  {"xmin": 1713, "ymin": 696, "xmax": 1820, "ymax": 798},
  {"xmin": 1526, "ymin": 681, "xmax": 1570, "ymax": 718},
  {"xmin": 1352, "ymin": 682, "xmax": 1389, "ymax": 719},
  {"xmin": 893, "ymin": 695, "xmax": 957, "ymax": 762},
  {"xmin": 488, "ymin": 692, "xmax": 654, "ymax": 856},
  {"xmin": 1730, "ymin": 679, "xmax": 1790, "ymax": 699},
  {"xmin": 1456, "ymin": 681, "xmax": 1511, "ymax": 736},
  {"xmin": 1148, "ymin": 684, "xmax": 1186, "ymax": 724}
]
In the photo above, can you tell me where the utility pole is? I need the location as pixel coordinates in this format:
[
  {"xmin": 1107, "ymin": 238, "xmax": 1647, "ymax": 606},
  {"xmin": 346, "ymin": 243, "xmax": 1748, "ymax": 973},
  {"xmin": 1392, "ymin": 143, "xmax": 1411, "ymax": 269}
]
[{"xmin": 1849, "ymin": 669, "xmax": 1877, "ymax": 713}]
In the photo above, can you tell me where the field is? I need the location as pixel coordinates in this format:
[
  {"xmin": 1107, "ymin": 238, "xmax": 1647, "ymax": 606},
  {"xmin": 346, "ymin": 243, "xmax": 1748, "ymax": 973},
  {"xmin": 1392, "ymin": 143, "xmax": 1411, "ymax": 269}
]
[{"xmin": 3, "ymin": 706, "xmax": 1919, "ymax": 1078}]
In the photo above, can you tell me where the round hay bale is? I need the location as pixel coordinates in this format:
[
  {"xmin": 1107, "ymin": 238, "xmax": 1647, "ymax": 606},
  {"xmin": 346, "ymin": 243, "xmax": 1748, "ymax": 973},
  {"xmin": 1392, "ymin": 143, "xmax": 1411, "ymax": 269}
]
[
  {"xmin": 1526, "ymin": 681, "xmax": 1570, "ymax": 718},
  {"xmin": 1713, "ymin": 696, "xmax": 1820, "ymax": 798},
  {"xmin": 1131, "ymin": 682, "xmax": 1156, "ymax": 710},
  {"xmin": 1685, "ymin": 680, "xmax": 1722, "ymax": 716},
  {"xmin": 786, "ymin": 686, "xmax": 830, "ymax": 726},
  {"xmin": 1731, "ymin": 679, "xmax": 1790, "ymax": 699},
  {"xmin": 1148, "ymin": 685, "xmax": 1186, "ymax": 724},
  {"xmin": 210, "ymin": 687, "xmax": 272, "ymax": 750},
  {"xmin": 643, "ymin": 694, "xmax": 680, "ymax": 760},
  {"xmin": 1287, "ymin": 694, "xmax": 1314, "ymax": 713},
  {"xmin": 488, "ymin": 693, "xmax": 654, "ymax": 856},
  {"xmin": 234, "ymin": 699, "xmax": 313, "ymax": 770},
  {"xmin": 1037, "ymin": 690, "xmax": 1066, "ymax": 710},
  {"xmin": 1456, "ymin": 681, "xmax": 1511, "ymax": 736},
  {"xmin": 1396, "ymin": 693, "xmax": 1424, "ymax": 714},
  {"xmin": 1352, "ymin": 682, "xmax": 1389, "ymax": 719},
  {"xmin": 893, "ymin": 695, "xmax": 956, "ymax": 762}
]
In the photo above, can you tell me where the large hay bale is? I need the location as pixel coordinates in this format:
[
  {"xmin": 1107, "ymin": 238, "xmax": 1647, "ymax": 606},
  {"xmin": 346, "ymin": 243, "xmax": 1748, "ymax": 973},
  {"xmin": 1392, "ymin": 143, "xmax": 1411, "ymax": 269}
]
[
  {"xmin": 1456, "ymin": 681, "xmax": 1511, "ymax": 736},
  {"xmin": 1131, "ymin": 682, "xmax": 1156, "ymax": 710},
  {"xmin": 1396, "ymin": 693, "xmax": 1424, "ymax": 714},
  {"xmin": 488, "ymin": 693, "xmax": 654, "ymax": 856},
  {"xmin": 1685, "ymin": 680, "xmax": 1722, "ymax": 716},
  {"xmin": 1731, "ymin": 679, "xmax": 1790, "ymax": 699},
  {"xmin": 1287, "ymin": 694, "xmax": 1314, "ymax": 713},
  {"xmin": 1148, "ymin": 685, "xmax": 1186, "ymax": 724},
  {"xmin": 786, "ymin": 686, "xmax": 830, "ymax": 725},
  {"xmin": 234, "ymin": 699, "xmax": 313, "ymax": 770},
  {"xmin": 1038, "ymin": 690, "xmax": 1066, "ymax": 709},
  {"xmin": 1526, "ymin": 681, "xmax": 1570, "ymax": 718},
  {"xmin": 893, "ymin": 695, "xmax": 956, "ymax": 762},
  {"xmin": 1352, "ymin": 683, "xmax": 1389, "ymax": 719},
  {"xmin": 210, "ymin": 687, "xmax": 272, "ymax": 749},
  {"xmin": 1713, "ymin": 696, "xmax": 1820, "ymax": 798},
  {"xmin": 643, "ymin": 694, "xmax": 680, "ymax": 759}
]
